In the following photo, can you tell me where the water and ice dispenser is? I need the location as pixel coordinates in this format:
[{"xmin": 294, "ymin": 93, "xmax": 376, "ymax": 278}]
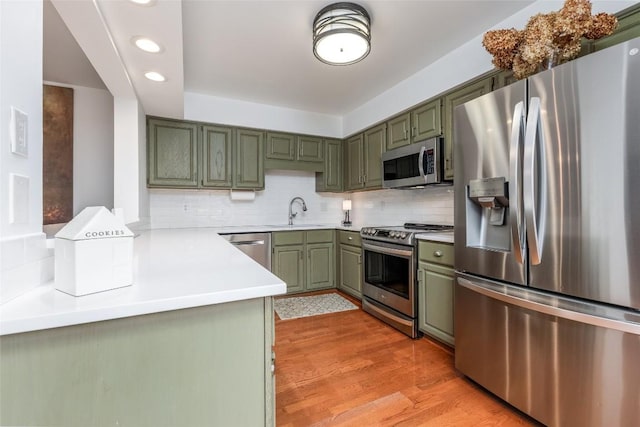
[{"xmin": 465, "ymin": 177, "xmax": 511, "ymax": 251}]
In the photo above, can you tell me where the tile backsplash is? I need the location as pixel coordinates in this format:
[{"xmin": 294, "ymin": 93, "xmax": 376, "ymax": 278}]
[{"xmin": 148, "ymin": 170, "xmax": 453, "ymax": 228}]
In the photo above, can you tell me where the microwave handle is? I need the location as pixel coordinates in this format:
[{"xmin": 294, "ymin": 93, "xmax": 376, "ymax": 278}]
[{"xmin": 418, "ymin": 146, "xmax": 426, "ymax": 180}]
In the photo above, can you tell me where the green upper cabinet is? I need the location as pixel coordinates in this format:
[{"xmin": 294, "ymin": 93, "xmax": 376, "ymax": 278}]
[
  {"xmin": 345, "ymin": 133, "xmax": 364, "ymax": 191},
  {"xmin": 297, "ymin": 136, "xmax": 324, "ymax": 163},
  {"xmin": 443, "ymin": 76, "xmax": 493, "ymax": 180},
  {"xmin": 591, "ymin": 4, "xmax": 640, "ymax": 52},
  {"xmin": 316, "ymin": 138, "xmax": 343, "ymax": 192},
  {"xmin": 264, "ymin": 133, "xmax": 324, "ymax": 172},
  {"xmin": 412, "ymin": 98, "xmax": 442, "ymax": 141},
  {"xmin": 386, "ymin": 99, "xmax": 442, "ymax": 151},
  {"xmin": 148, "ymin": 118, "xmax": 199, "ymax": 188},
  {"xmin": 234, "ymin": 128, "xmax": 264, "ymax": 190},
  {"xmin": 148, "ymin": 118, "xmax": 263, "ymax": 190},
  {"xmin": 345, "ymin": 125, "xmax": 385, "ymax": 191},
  {"xmin": 201, "ymin": 125, "xmax": 233, "ymax": 188},
  {"xmin": 363, "ymin": 123, "xmax": 386, "ymax": 189},
  {"xmin": 386, "ymin": 113, "xmax": 411, "ymax": 151},
  {"xmin": 265, "ymin": 132, "xmax": 295, "ymax": 161},
  {"xmin": 492, "ymin": 69, "xmax": 518, "ymax": 90}
]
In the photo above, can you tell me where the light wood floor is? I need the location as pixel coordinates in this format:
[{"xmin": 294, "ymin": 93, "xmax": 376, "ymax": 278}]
[{"xmin": 275, "ymin": 291, "xmax": 540, "ymax": 427}]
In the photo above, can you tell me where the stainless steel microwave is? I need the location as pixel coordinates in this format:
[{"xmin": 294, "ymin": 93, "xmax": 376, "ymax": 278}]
[{"xmin": 382, "ymin": 137, "xmax": 444, "ymax": 188}]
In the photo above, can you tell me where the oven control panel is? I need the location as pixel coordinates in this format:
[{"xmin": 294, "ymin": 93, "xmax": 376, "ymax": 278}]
[{"xmin": 361, "ymin": 228, "xmax": 410, "ymax": 243}]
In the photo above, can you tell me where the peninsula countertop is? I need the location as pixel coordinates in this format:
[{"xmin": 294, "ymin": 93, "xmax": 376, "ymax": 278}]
[{"xmin": 0, "ymin": 228, "xmax": 286, "ymax": 336}]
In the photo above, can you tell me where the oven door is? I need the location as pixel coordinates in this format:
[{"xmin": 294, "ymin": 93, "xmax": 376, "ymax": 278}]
[{"xmin": 361, "ymin": 240, "xmax": 415, "ymax": 317}]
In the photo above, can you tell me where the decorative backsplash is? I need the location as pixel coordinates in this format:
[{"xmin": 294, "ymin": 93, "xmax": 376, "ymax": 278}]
[{"xmin": 148, "ymin": 170, "xmax": 454, "ymax": 229}]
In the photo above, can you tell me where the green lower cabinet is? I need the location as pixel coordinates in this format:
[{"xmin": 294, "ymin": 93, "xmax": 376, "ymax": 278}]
[
  {"xmin": 0, "ymin": 298, "xmax": 275, "ymax": 427},
  {"xmin": 417, "ymin": 240, "xmax": 455, "ymax": 347},
  {"xmin": 338, "ymin": 244, "xmax": 362, "ymax": 299},
  {"xmin": 272, "ymin": 230, "xmax": 335, "ymax": 294},
  {"xmin": 307, "ymin": 242, "xmax": 334, "ymax": 290},
  {"xmin": 273, "ymin": 245, "xmax": 305, "ymax": 293}
]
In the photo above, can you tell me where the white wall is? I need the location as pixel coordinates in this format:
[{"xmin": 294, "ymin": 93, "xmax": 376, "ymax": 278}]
[
  {"xmin": 0, "ymin": 0, "xmax": 52, "ymax": 303},
  {"xmin": 73, "ymin": 85, "xmax": 114, "ymax": 214},
  {"xmin": 113, "ymin": 97, "xmax": 147, "ymax": 224},
  {"xmin": 184, "ymin": 92, "xmax": 343, "ymax": 138},
  {"xmin": 39, "ymin": 83, "xmax": 115, "ymax": 215}
]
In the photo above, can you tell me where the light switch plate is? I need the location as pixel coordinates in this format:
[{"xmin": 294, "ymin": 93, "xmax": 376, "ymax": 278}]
[
  {"xmin": 9, "ymin": 173, "xmax": 29, "ymax": 224},
  {"xmin": 10, "ymin": 106, "xmax": 28, "ymax": 157}
]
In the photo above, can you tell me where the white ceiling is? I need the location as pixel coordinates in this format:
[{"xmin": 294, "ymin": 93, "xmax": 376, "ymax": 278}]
[{"xmin": 45, "ymin": 0, "xmax": 536, "ymax": 118}]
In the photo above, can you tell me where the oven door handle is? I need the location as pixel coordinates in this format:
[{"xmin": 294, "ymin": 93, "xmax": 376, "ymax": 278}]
[{"xmin": 362, "ymin": 242, "xmax": 413, "ymax": 258}]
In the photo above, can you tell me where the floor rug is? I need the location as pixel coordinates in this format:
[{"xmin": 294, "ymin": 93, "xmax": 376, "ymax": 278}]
[{"xmin": 274, "ymin": 293, "xmax": 358, "ymax": 320}]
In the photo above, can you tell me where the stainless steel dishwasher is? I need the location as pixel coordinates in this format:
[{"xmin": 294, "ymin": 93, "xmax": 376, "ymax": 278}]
[{"xmin": 221, "ymin": 233, "xmax": 272, "ymax": 271}]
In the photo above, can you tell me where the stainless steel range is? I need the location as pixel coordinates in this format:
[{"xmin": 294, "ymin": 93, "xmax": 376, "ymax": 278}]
[{"xmin": 360, "ymin": 223, "xmax": 453, "ymax": 338}]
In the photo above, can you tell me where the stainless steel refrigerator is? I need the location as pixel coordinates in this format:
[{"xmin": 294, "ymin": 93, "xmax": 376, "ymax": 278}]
[{"xmin": 453, "ymin": 37, "xmax": 640, "ymax": 427}]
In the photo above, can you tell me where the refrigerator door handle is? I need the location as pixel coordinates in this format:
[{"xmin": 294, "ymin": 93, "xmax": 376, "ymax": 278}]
[
  {"xmin": 523, "ymin": 97, "xmax": 547, "ymax": 265},
  {"xmin": 509, "ymin": 101, "xmax": 525, "ymax": 264},
  {"xmin": 457, "ymin": 276, "xmax": 640, "ymax": 335}
]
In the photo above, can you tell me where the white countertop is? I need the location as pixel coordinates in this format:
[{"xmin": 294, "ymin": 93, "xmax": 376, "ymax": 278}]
[
  {"xmin": 415, "ymin": 231, "xmax": 455, "ymax": 244},
  {"xmin": 0, "ymin": 228, "xmax": 286, "ymax": 336}
]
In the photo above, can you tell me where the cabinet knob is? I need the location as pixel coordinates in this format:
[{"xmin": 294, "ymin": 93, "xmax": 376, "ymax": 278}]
[
  {"xmin": 348, "ymin": 236, "xmax": 353, "ymax": 240},
  {"xmin": 434, "ymin": 250, "xmax": 443, "ymax": 257}
]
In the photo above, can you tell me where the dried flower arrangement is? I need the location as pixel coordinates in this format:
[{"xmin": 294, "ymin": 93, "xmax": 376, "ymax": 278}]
[{"xmin": 482, "ymin": 0, "xmax": 618, "ymax": 79}]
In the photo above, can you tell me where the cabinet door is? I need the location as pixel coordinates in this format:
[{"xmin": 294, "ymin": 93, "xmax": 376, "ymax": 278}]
[
  {"xmin": 307, "ymin": 243, "xmax": 335, "ymax": 290},
  {"xmin": 273, "ymin": 245, "xmax": 304, "ymax": 293},
  {"xmin": 234, "ymin": 128, "xmax": 264, "ymax": 189},
  {"xmin": 316, "ymin": 139, "xmax": 343, "ymax": 192},
  {"xmin": 363, "ymin": 123, "xmax": 385, "ymax": 189},
  {"xmin": 493, "ymin": 69, "xmax": 518, "ymax": 90},
  {"xmin": 345, "ymin": 134, "xmax": 364, "ymax": 190},
  {"xmin": 202, "ymin": 125, "xmax": 233, "ymax": 188},
  {"xmin": 339, "ymin": 244, "xmax": 362, "ymax": 298},
  {"xmin": 386, "ymin": 113, "xmax": 411, "ymax": 151},
  {"xmin": 412, "ymin": 99, "xmax": 442, "ymax": 141},
  {"xmin": 265, "ymin": 132, "xmax": 295, "ymax": 161},
  {"xmin": 297, "ymin": 136, "xmax": 324, "ymax": 163},
  {"xmin": 418, "ymin": 261, "xmax": 455, "ymax": 346},
  {"xmin": 443, "ymin": 77, "xmax": 493, "ymax": 180},
  {"xmin": 148, "ymin": 119, "xmax": 199, "ymax": 188}
]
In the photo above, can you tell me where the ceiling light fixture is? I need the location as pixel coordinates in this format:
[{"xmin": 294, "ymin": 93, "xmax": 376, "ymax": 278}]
[
  {"xmin": 144, "ymin": 71, "xmax": 166, "ymax": 82},
  {"xmin": 132, "ymin": 36, "xmax": 162, "ymax": 53},
  {"xmin": 313, "ymin": 2, "xmax": 371, "ymax": 66},
  {"xmin": 128, "ymin": 0, "xmax": 155, "ymax": 5}
]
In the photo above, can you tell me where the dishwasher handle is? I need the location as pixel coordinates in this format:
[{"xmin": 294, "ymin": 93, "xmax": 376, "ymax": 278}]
[{"xmin": 230, "ymin": 240, "xmax": 266, "ymax": 246}]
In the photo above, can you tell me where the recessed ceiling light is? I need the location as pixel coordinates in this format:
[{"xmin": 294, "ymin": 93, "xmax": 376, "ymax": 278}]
[
  {"xmin": 132, "ymin": 36, "xmax": 162, "ymax": 53},
  {"xmin": 144, "ymin": 71, "xmax": 166, "ymax": 82},
  {"xmin": 128, "ymin": 0, "xmax": 155, "ymax": 5}
]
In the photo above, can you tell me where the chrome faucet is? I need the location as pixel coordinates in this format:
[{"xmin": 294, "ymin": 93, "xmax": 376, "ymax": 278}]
[{"xmin": 288, "ymin": 197, "xmax": 308, "ymax": 225}]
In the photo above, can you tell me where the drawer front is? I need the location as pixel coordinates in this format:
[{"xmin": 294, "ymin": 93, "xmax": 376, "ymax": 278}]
[
  {"xmin": 306, "ymin": 229, "xmax": 334, "ymax": 244},
  {"xmin": 272, "ymin": 231, "xmax": 304, "ymax": 246},
  {"xmin": 418, "ymin": 241, "xmax": 454, "ymax": 266},
  {"xmin": 339, "ymin": 230, "xmax": 361, "ymax": 247}
]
